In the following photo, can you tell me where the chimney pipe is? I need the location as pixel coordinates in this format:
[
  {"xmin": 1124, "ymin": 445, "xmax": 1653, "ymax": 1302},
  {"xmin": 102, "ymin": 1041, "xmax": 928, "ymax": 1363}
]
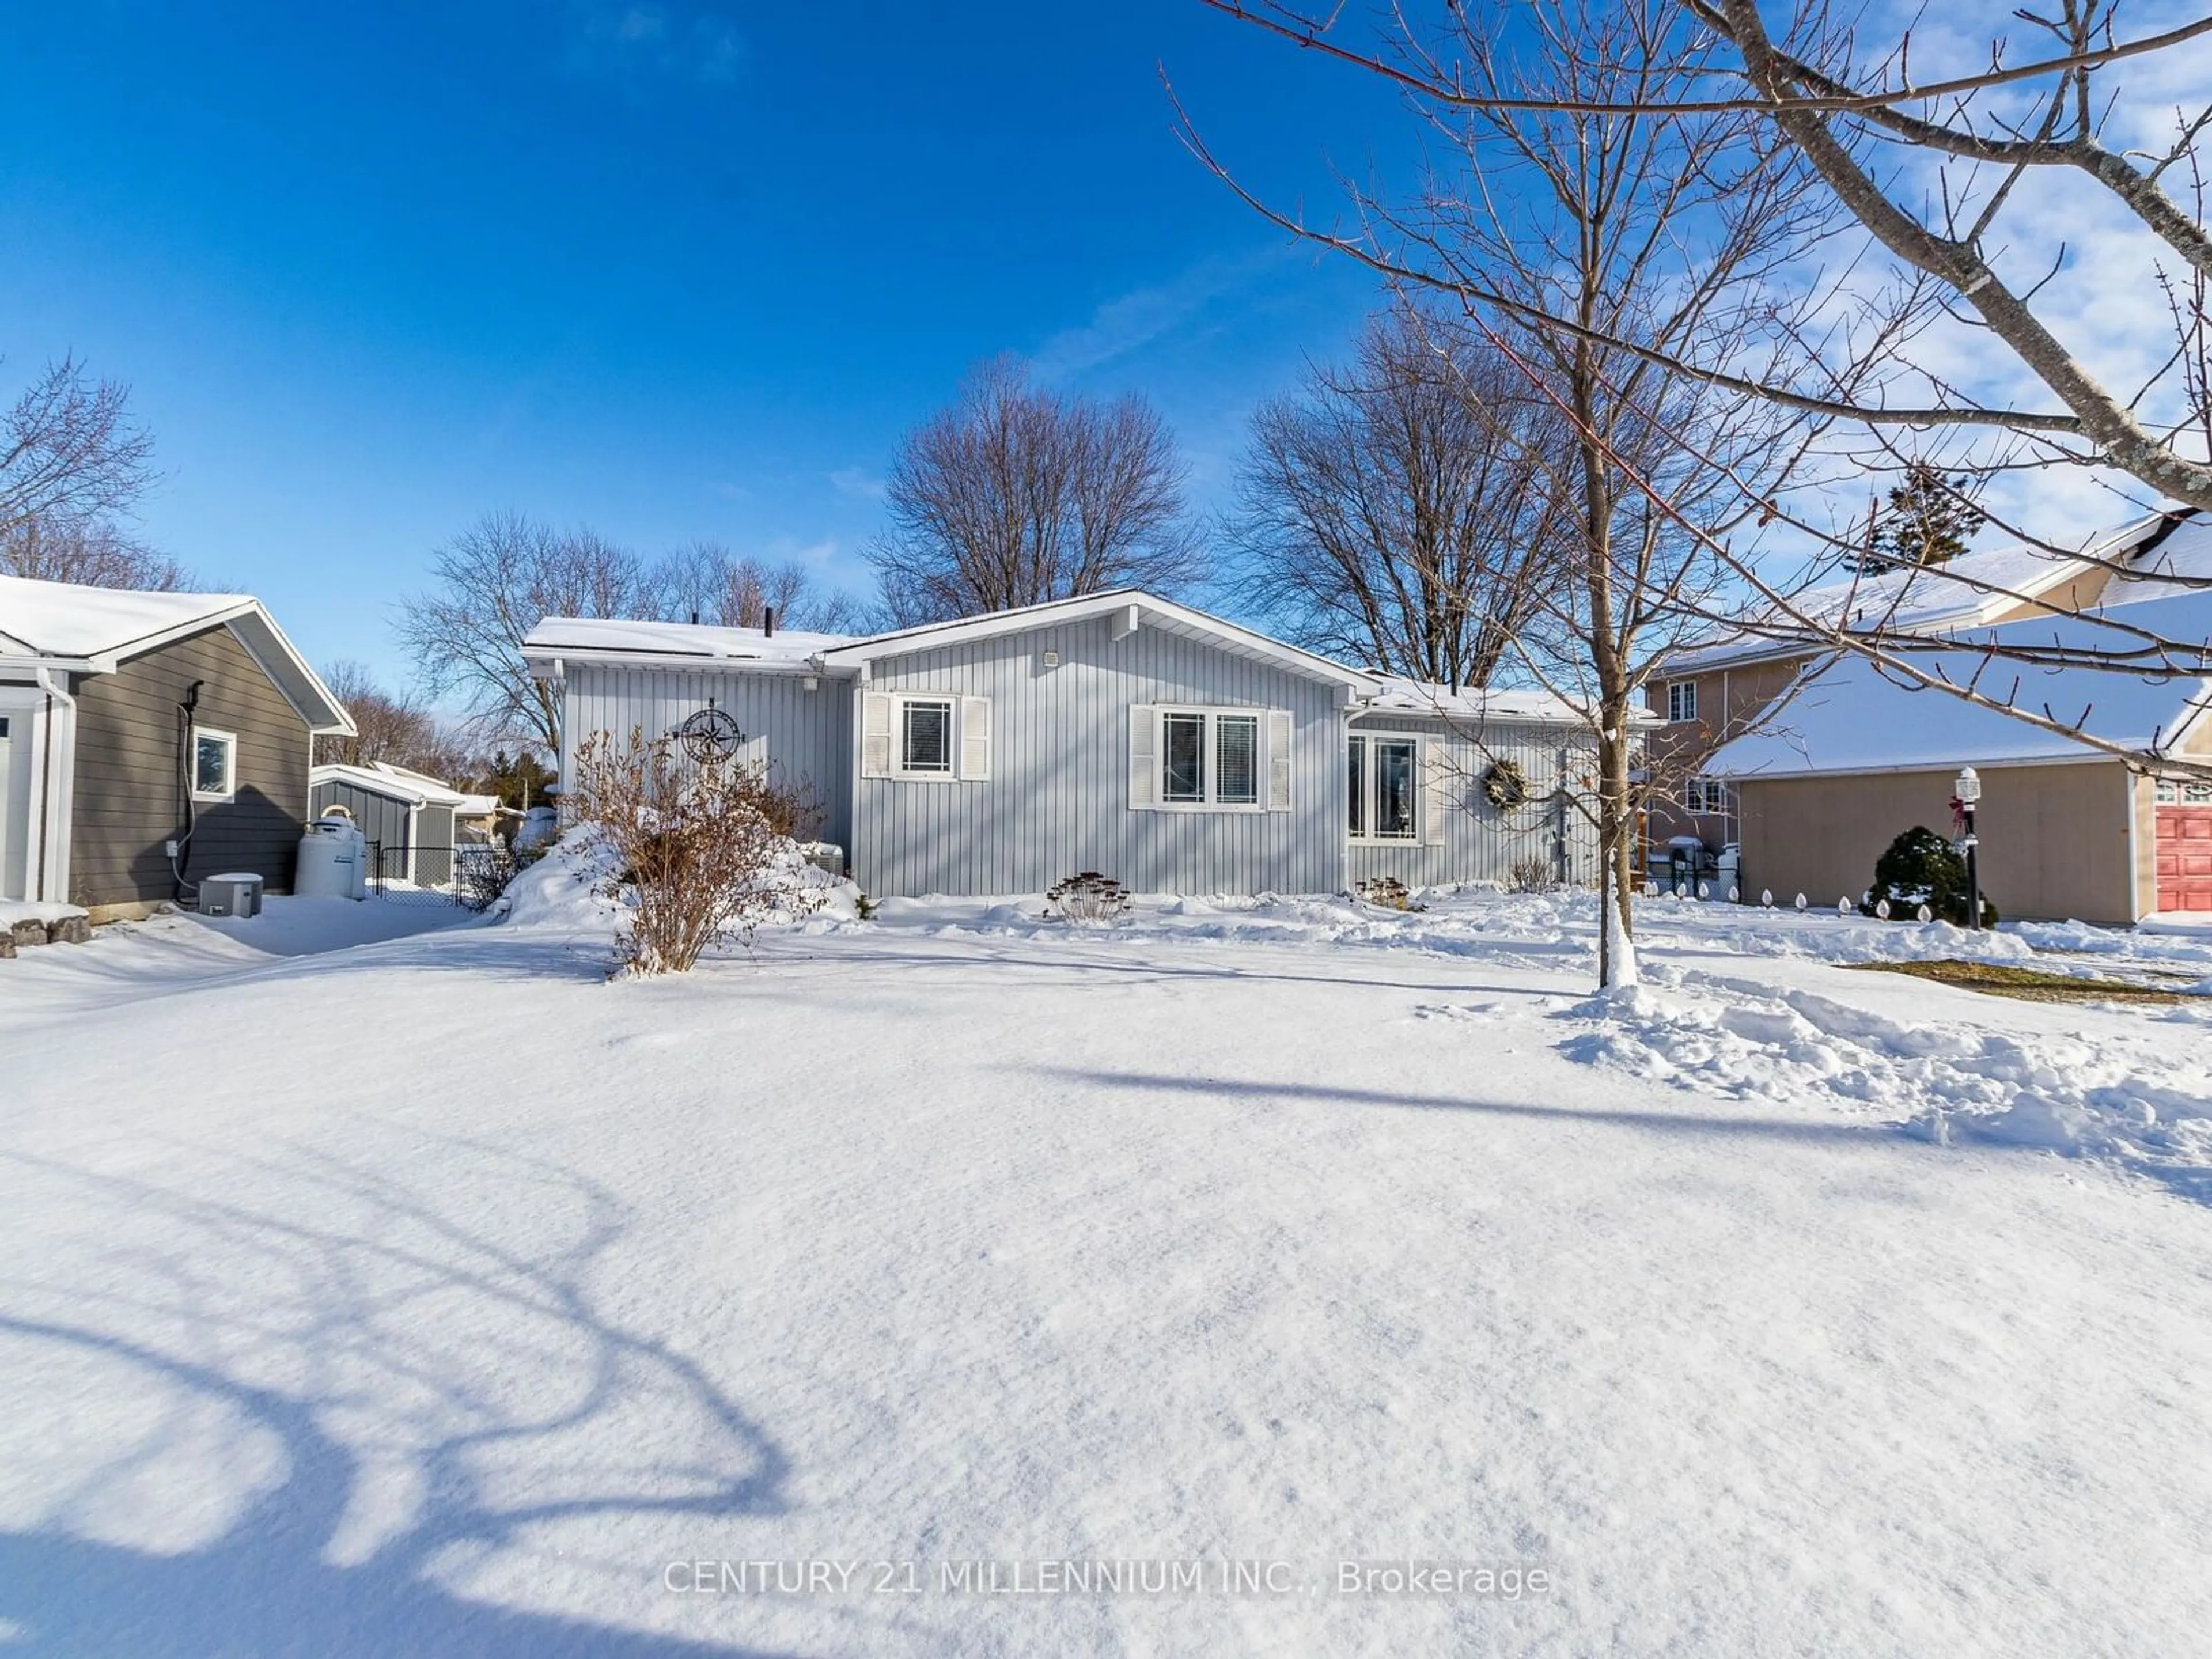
[{"xmin": 763, "ymin": 606, "xmax": 777, "ymax": 638}]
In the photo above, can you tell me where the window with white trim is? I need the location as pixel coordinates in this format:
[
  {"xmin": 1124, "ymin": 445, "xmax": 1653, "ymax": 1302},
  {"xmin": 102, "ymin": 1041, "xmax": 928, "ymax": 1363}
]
[
  {"xmin": 1666, "ymin": 680, "xmax": 1698, "ymax": 724},
  {"xmin": 1347, "ymin": 733, "xmax": 1420, "ymax": 840},
  {"xmin": 862, "ymin": 692, "xmax": 992, "ymax": 782},
  {"xmin": 1684, "ymin": 777, "xmax": 1734, "ymax": 815},
  {"xmin": 192, "ymin": 728, "xmax": 237, "ymax": 801},
  {"xmin": 900, "ymin": 698, "xmax": 953, "ymax": 775},
  {"xmin": 2156, "ymin": 777, "xmax": 2212, "ymax": 805},
  {"xmin": 1131, "ymin": 706, "xmax": 1284, "ymax": 811}
]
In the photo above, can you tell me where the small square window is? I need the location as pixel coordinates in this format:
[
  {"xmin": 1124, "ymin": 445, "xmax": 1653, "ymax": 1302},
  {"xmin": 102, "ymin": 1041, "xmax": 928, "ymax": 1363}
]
[
  {"xmin": 192, "ymin": 729, "xmax": 237, "ymax": 799},
  {"xmin": 1666, "ymin": 681, "xmax": 1698, "ymax": 724},
  {"xmin": 899, "ymin": 700, "xmax": 952, "ymax": 774}
]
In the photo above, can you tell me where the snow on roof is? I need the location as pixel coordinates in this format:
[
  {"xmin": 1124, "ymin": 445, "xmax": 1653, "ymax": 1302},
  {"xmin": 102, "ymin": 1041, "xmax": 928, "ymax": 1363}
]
[
  {"xmin": 1706, "ymin": 581, "xmax": 2212, "ymax": 778},
  {"xmin": 0, "ymin": 573, "xmax": 254, "ymax": 660},
  {"xmin": 823, "ymin": 589, "xmax": 1382, "ymax": 688},
  {"xmin": 522, "ymin": 615, "xmax": 851, "ymax": 666},
  {"xmin": 1672, "ymin": 511, "xmax": 2182, "ymax": 672},
  {"xmin": 0, "ymin": 573, "xmax": 353, "ymax": 734},
  {"xmin": 312, "ymin": 762, "xmax": 474, "ymax": 808},
  {"xmin": 1362, "ymin": 676, "xmax": 1647, "ymax": 727}
]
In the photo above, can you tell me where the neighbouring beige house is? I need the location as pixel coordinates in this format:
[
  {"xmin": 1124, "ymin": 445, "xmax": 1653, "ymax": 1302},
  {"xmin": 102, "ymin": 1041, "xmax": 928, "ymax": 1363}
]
[{"xmin": 1649, "ymin": 509, "xmax": 2212, "ymax": 923}]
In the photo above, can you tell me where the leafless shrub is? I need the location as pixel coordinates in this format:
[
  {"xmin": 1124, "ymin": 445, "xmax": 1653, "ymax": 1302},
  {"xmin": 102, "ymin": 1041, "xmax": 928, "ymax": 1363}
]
[
  {"xmin": 1046, "ymin": 870, "xmax": 1131, "ymax": 923},
  {"xmin": 1507, "ymin": 855, "xmax": 1555, "ymax": 895},
  {"xmin": 569, "ymin": 728, "xmax": 825, "ymax": 975},
  {"xmin": 452, "ymin": 844, "xmax": 520, "ymax": 914}
]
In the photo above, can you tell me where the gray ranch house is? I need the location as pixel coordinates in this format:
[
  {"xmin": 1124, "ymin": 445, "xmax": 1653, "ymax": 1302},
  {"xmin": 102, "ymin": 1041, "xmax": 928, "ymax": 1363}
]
[{"xmin": 522, "ymin": 590, "xmax": 1604, "ymax": 899}]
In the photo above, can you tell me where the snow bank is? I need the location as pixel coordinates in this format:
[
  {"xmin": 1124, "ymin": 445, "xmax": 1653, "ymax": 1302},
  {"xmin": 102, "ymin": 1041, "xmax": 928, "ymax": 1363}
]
[
  {"xmin": 0, "ymin": 898, "xmax": 88, "ymax": 927},
  {"xmin": 498, "ymin": 828, "xmax": 864, "ymax": 937},
  {"xmin": 1547, "ymin": 960, "xmax": 2212, "ymax": 1192}
]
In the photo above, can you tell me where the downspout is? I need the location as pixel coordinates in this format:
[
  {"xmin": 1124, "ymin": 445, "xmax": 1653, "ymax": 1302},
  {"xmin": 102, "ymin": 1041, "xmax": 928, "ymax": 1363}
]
[
  {"xmin": 33, "ymin": 667, "xmax": 75, "ymax": 904},
  {"xmin": 1339, "ymin": 688, "xmax": 1372, "ymax": 897},
  {"xmin": 2127, "ymin": 767, "xmax": 2144, "ymax": 921}
]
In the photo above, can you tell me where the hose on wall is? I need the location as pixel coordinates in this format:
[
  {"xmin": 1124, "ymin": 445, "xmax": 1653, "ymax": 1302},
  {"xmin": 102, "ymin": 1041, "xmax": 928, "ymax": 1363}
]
[{"xmin": 171, "ymin": 679, "xmax": 204, "ymax": 905}]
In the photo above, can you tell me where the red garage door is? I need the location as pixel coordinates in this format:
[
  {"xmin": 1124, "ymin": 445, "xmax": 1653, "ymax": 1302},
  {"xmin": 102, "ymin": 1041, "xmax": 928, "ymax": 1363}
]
[{"xmin": 2156, "ymin": 806, "xmax": 2212, "ymax": 912}]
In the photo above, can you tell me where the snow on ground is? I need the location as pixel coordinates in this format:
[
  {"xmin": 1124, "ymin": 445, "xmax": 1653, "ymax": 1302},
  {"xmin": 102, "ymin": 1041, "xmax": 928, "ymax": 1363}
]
[
  {"xmin": 0, "ymin": 898, "xmax": 86, "ymax": 929},
  {"xmin": 3, "ymin": 851, "xmax": 2211, "ymax": 1656},
  {"xmin": 0, "ymin": 895, "xmax": 474, "ymax": 1030}
]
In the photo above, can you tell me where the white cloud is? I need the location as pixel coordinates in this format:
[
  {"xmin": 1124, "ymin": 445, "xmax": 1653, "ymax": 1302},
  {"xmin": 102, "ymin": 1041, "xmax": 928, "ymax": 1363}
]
[
  {"xmin": 827, "ymin": 466, "xmax": 888, "ymax": 502},
  {"xmin": 562, "ymin": 1, "xmax": 745, "ymax": 86},
  {"xmin": 1029, "ymin": 247, "xmax": 1289, "ymax": 384}
]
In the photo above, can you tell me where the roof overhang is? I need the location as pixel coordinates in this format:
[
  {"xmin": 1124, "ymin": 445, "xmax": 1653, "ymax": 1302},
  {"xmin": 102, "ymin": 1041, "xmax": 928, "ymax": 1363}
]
[
  {"xmin": 310, "ymin": 763, "xmax": 465, "ymax": 808},
  {"xmin": 522, "ymin": 647, "xmax": 839, "ymax": 679},
  {"xmin": 219, "ymin": 607, "xmax": 355, "ymax": 736},
  {"xmin": 820, "ymin": 590, "xmax": 1381, "ymax": 691},
  {"xmin": 1715, "ymin": 750, "xmax": 2122, "ymax": 782}
]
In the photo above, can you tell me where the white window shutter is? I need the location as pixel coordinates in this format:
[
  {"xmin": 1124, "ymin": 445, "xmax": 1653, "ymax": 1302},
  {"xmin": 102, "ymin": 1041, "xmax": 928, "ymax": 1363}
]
[
  {"xmin": 1266, "ymin": 709, "xmax": 1293, "ymax": 812},
  {"xmin": 960, "ymin": 696, "xmax": 992, "ymax": 780},
  {"xmin": 1424, "ymin": 742, "xmax": 1451, "ymax": 844},
  {"xmin": 861, "ymin": 692, "xmax": 892, "ymax": 778},
  {"xmin": 1128, "ymin": 704, "xmax": 1157, "ymax": 809}
]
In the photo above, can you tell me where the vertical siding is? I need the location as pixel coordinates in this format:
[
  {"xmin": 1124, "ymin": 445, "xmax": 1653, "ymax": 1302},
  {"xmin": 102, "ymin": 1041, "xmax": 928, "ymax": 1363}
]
[
  {"xmin": 1344, "ymin": 714, "xmax": 1601, "ymax": 891},
  {"xmin": 851, "ymin": 617, "xmax": 1344, "ymax": 897},
  {"xmin": 70, "ymin": 624, "xmax": 312, "ymax": 907},
  {"xmin": 309, "ymin": 779, "xmax": 412, "ymax": 858},
  {"xmin": 560, "ymin": 666, "xmax": 852, "ymax": 853}
]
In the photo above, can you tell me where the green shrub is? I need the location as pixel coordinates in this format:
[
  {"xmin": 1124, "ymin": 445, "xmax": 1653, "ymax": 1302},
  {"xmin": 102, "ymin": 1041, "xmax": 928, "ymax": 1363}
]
[{"xmin": 1867, "ymin": 826, "xmax": 1998, "ymax": 925}]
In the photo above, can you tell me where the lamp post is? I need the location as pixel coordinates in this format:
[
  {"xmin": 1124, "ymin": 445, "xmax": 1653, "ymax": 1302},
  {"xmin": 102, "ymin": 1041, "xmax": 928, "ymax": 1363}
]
[{"xmin": 1955, "ymin": 767, "xmax": 1983, "ymax": 929}]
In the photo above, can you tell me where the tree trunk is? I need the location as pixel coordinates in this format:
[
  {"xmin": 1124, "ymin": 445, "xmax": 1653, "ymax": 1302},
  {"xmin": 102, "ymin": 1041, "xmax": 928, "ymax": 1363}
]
[{"xmin": 1593, "ymin": 707, "xmax": 1639, "ymax": 990}]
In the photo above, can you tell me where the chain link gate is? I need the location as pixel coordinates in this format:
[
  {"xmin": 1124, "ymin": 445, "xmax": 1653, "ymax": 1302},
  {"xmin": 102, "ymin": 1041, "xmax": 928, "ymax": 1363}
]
[{"xmin": 365, "ymin": 840, "xmax": 516, "ymax": 908}]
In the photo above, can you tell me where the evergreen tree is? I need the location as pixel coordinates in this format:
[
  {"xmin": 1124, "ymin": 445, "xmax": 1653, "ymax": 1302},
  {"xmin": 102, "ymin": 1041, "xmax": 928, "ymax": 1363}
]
[{"xmin": 1858, "ymin": 464, "xmax": 1987, "ymax": 574}]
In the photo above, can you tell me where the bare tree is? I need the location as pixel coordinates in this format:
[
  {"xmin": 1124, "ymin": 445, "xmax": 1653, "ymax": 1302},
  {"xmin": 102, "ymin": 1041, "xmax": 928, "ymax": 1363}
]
[
  {"xmin": 1187, "ymin": 2, "xmax": 2212, "ymax": 794},
  {"xmin": 1230, "ymin": 306, "xmax": 1577, "ymax": 687},
  {"xmin": 1196, "ymin": 1, "xmax": 2212, "ymax": 507},
  {"xmin": 399, "ymin": 512, "xmax": 660, "ymax": 756},
  {"xmin": 656, "ymin": 541, "xmax": 865, "ymax": 633},
  {"xmin": 1, "ymin": 357, "xmax": 155, "ymax": 536},
  {"xmin": 1, "ymin": 517, "xmax": 188, "ymax": 590},
  {"xmin": 1184, "ymin": 0, "xmax": 1834, "ymax": 986},
  {"xmin": 313, "ymin": 659, "xmax": 476, "ymax": 778},
  {"xmin": 0, "ymin": 355, "xmax": 184, "ymax": 589},
  {"xmin": 866, "ymin": 355, "xmax": 1205, "ymax": 624}
]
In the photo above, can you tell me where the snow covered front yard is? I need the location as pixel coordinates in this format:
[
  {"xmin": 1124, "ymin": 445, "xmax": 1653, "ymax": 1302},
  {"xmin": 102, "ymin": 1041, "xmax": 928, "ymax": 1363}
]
[{"xmin": 5, "ymin": 863, "xmax": 2212, "ymax": 1656}]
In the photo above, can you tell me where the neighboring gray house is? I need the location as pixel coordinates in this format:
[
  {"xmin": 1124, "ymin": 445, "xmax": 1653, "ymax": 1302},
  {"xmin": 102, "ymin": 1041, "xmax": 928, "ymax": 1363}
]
[
  {"xmin": 0, "ymin": 574, "xmax": 354, "ymax": 917},
  {"xmin": 522, "ymin": 590, "xmax": 1607, "ymax": 900}
]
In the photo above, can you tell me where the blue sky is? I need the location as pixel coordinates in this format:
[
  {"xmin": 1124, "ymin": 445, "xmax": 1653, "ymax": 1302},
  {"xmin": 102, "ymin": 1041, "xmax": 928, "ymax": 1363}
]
[{"xmin": 0, "ymin": 1, "xmax": 1397, "ymax": 685}]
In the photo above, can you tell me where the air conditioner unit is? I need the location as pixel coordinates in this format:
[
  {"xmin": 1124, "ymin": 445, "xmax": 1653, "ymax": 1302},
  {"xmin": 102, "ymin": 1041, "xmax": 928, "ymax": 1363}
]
[{"xmin": 200, "ymin": 872, "xmax": 265, "ymax": 918}]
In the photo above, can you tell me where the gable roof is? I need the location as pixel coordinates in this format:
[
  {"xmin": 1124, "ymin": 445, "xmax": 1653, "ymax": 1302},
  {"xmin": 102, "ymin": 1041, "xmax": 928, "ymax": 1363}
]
[
  {"xmin": 524, "ymin": 590, "xmax": 1386, "ymax": 691},
  {"xmin": 1706, "ymin": 576, "xmax": 2212, "ymax": 778},
  {"xmin": 1359, "ymin": 675, "xmax": 1663, "ymax": 729},
  {"xmin": 820, "ymin": 589, "xmax": 1382, "ymax": 690},
  {"xmin": 0, "ymin": 574, "xmax": 353, "ymax": 734},
  {"xmin": 521, "ymin": 614, "xmax": 851, "ymax": 668},
  {"xmin": 312, "ymin": 761, "xmax": 469, "ymax": 808},
  {"xmin": 1669, "ymin": 510, "xmax": 2186, "ymax": 675}
]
